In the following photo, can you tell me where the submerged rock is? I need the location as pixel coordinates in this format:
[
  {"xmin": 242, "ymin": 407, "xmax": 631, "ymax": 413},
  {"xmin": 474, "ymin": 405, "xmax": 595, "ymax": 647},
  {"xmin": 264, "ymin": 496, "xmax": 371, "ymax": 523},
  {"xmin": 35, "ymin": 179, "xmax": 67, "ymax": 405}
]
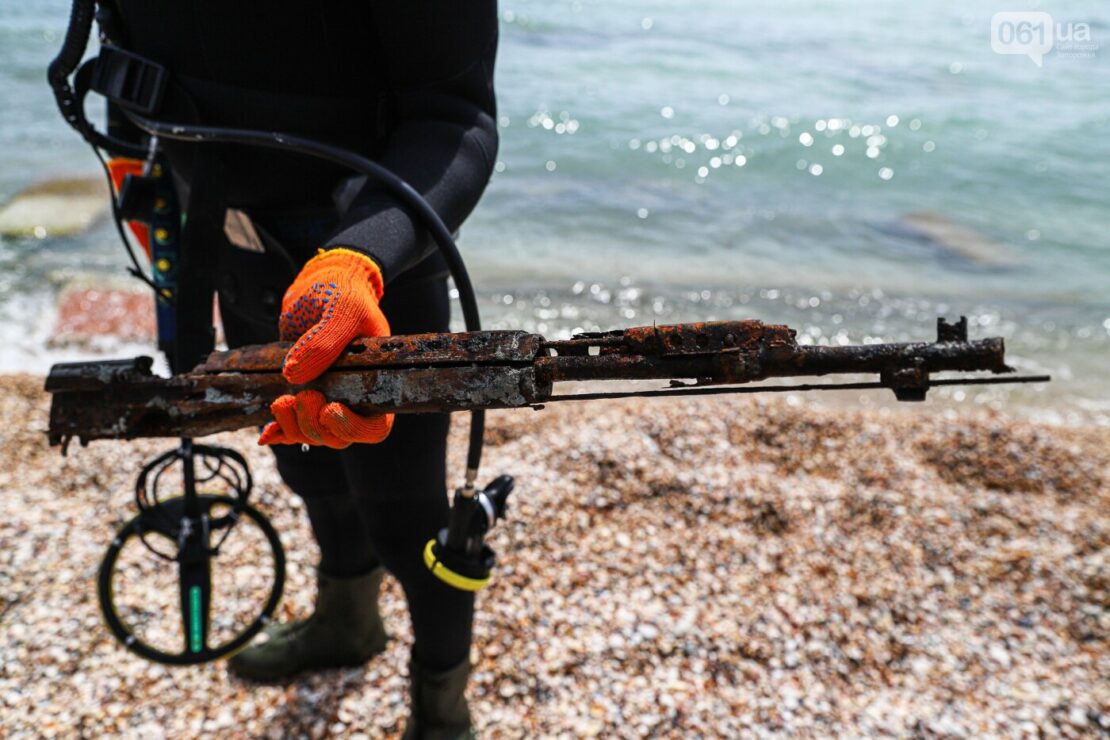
[
  {"xmin": 898, "ymin": 211, "xmax": 1017, "ymax": 267},
  {"xmin": 48, "ymin": 286, "xmax": 156, "ymax": 348},
  {"xmin": 0, "ymin": 176, "xmax": 108, "ymax": 238}
]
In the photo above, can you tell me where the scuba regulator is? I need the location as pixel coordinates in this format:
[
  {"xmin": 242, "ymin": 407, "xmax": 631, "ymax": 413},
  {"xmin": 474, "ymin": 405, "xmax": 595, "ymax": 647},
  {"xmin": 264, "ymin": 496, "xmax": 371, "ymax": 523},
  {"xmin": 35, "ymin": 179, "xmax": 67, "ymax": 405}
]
[
  {"xmin": 425, "ymin": 475, "xmax": 515, "ymax": 592},
  {"xmin": 49, "ymin": 0, "xmax": 512, "ymax": 665}
]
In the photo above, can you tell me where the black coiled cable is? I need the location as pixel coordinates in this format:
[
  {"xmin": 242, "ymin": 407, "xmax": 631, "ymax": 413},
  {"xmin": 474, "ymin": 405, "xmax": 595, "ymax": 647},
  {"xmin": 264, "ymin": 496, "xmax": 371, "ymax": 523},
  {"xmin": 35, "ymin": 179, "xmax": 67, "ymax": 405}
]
[{"xmin": 46, "ymin": 0, "xmax": 96, "ymax": 140}]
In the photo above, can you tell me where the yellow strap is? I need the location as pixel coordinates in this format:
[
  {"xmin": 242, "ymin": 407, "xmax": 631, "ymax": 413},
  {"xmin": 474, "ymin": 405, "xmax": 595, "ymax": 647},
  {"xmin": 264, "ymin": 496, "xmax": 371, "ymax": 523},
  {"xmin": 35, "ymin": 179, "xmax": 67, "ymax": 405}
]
[{"xmin": 423, "ymin": 539, "xmax": 490, "ymax": 592}]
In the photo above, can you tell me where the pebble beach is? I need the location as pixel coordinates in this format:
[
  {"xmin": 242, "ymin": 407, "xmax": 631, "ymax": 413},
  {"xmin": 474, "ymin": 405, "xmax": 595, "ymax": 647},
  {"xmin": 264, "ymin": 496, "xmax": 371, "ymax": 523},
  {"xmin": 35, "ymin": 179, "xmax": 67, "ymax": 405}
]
[
  {"xmin": 1, "ymin": 374, "xmax": 1106, "ymax": 737},
  {"xmin": 3, "ymin": 2, "xmax": 1108, "ymax": 736}
]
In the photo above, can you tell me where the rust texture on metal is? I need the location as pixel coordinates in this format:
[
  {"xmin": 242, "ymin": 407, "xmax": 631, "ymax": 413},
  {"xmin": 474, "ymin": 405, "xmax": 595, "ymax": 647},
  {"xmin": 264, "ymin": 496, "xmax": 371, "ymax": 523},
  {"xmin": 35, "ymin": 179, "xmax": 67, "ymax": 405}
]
[
  {"xmin": 198, "ymin": 330, "xmax": 543, "ymax": 373},
  {"xmin": 47, "ymin": 364, "xmax": 546, "ymax": 444},
  {"xmin": 46, "ymin": 317, "xmax": 1026, "ymax": 446}
]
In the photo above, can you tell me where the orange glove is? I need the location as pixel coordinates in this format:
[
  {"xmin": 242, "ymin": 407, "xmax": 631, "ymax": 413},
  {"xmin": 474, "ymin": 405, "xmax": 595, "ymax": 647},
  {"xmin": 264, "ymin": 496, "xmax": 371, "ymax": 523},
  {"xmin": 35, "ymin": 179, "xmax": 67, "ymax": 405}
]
[{"xmin": 258, "ymin": 248, "xmax": 394, "ymax": 449}]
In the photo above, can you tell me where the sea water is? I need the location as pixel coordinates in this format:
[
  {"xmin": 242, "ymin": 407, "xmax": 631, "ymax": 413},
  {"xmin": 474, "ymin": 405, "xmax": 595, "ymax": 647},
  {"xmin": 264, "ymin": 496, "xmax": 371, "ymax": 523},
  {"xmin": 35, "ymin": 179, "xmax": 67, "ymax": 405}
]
[{"xmin": 1, "ymin": 0, "xmax": 1107, "ymax": 423}]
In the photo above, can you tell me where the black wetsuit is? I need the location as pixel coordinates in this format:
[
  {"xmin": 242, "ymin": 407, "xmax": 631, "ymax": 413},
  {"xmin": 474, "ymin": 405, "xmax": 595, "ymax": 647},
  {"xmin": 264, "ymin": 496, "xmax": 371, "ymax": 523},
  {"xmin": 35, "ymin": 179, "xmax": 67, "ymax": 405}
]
[{"xmin": 111, "ymin": 1, "xmax": 499, "ymax": 671}]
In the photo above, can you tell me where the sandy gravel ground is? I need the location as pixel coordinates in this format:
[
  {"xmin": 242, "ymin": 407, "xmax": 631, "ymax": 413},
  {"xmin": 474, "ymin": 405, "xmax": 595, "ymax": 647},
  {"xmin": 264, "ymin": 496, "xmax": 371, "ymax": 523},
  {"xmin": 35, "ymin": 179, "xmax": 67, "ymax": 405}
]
[{"xmin": 0, "ymin": 374, "xmax": 1106, "ymax": 738}]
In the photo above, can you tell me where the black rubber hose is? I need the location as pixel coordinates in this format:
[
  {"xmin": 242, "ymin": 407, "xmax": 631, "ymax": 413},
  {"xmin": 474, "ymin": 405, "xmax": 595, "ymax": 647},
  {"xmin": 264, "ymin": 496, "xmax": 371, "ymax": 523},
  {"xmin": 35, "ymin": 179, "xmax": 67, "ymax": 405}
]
[
  {"xmin": 119, "ymin": 111, "xmax": 486, "ymax": 475},
  {"xmin": 47, "ymin": 0, "xmax": 96, "ymax": 137},
  {"xmin": 49, "ymin": 2, "xmax": 148, "ymax": 158}
]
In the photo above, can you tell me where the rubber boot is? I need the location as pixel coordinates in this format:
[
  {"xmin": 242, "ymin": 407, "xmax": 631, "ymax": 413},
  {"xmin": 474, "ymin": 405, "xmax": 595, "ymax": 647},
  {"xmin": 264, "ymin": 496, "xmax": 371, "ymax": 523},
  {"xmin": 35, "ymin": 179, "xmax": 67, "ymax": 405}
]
[
  {"xmin": 401, "ymin": 656, "xmax": 475, "ymax": 740},
  {"xmin": 227, "ymin": 567, "xmax": 388, "ymax": 682}
]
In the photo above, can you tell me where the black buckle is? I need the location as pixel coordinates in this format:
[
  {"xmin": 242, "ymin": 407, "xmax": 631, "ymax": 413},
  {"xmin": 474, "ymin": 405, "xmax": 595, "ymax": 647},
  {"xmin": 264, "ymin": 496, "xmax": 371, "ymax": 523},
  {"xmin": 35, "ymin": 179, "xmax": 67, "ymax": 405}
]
[
  {"xmin": 90, "ymin": 45, "xmax": 167, "ymax": 115},
  {"xmin": 117, "ymin": 174, "xmax": 160, "ymax": 221}
]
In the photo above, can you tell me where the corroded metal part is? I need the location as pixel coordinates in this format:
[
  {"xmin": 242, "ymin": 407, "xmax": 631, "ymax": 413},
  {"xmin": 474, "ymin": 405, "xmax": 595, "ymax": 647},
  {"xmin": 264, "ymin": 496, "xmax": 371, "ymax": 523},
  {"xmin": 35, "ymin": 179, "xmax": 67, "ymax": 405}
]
[
  {"xmin": 48, "ymin": 365, "xmax": 545, "ymax": 444},
  {"xmin": 43, "ymin": 356, "xmax": 156, "ymax": 392},
  {"xmin": 197, "ymin": 330, "xmax": 543, "ymax": 373},
  {"xmin": 543, "ymin": 321, "xmax": 792, "ymax": 357},
  {"xmin": 46, "ymin": 318, "xmax": 1026, "ymax": 445},
  {"xmin": 620, "ymin": 321, "xmax": 794, "ymax": 356},
  {"xmin": 767, "ymin": 338, "xmax": 1010, "ymax": 377}
]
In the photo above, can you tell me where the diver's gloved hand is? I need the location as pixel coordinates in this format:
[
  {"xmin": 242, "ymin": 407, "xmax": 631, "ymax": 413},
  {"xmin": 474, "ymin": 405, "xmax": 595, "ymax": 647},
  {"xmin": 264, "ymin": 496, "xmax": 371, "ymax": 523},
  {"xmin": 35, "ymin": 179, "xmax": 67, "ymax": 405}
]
[
  {"xmin": 258, "ymin": 248, "xmax": 394, "ymax": 449},
  {"xmin": 278, "ymin": 248, "xmax": 390, "ymax": 382},
  {"xmin": 258, "ymin": 390, "xmax": 394, "ymax": 449}
]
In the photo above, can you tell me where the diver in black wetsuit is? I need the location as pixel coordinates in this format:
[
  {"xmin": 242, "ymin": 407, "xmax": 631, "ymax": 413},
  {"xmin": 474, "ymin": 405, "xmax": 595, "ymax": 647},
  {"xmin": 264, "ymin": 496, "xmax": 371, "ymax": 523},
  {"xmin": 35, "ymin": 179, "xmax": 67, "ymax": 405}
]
[{"xmin": 107, "ymin": 3, "xmax": 499, "ymax": 737}]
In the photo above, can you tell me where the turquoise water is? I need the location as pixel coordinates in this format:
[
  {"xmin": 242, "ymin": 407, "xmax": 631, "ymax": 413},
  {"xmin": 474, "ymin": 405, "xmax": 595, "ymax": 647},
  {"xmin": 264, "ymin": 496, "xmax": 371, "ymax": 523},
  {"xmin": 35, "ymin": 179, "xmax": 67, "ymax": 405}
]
[{"xmin": 1, "ymin": 1, "xmax": 1107, "ymax": 421}]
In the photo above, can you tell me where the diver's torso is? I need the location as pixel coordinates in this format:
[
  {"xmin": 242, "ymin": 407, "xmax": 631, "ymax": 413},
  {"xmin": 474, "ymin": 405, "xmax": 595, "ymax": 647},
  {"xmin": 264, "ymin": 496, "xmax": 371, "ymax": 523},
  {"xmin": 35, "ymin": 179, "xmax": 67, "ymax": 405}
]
[{"xmin": 114, "ymin": 2, "xmax": 393, "ymax": 206}]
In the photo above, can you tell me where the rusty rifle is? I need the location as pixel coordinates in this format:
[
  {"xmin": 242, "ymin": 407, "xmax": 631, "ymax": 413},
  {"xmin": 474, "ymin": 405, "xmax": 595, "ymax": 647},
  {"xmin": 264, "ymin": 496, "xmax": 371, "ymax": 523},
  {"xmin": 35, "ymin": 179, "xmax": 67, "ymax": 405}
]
[{"xmin": 45, "ymin": 317, "xmax": 1049, "ymax": 447}]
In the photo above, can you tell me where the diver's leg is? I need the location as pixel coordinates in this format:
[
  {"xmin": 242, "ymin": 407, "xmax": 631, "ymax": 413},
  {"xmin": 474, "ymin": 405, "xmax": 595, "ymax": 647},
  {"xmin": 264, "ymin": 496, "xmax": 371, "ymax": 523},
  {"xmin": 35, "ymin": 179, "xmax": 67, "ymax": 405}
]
[
  {"xmin": 341, "ymin": 412, "xmax": 475, "ymax": 670},
  {"xmin": 218, "ymin": 247, "xmax": 387, "ymax": 680},
  {"xmin": 339, "ymin": 278, "xmax": 475, "ymax": 735},
  {"xmin": 217, "ymin": 237, "xmax": 382, "ymax": 576},
  {"xmin": 271, "ymin": 445, "xmax": 378, "ymax": 577},
  {"xmin": 228, "ymin": 445, "xmax": 390, "ymax": 682}
]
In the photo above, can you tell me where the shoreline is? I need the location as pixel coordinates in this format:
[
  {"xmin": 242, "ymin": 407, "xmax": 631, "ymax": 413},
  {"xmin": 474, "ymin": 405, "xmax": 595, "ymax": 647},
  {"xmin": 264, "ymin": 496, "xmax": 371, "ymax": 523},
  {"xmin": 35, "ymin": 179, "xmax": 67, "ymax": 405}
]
[
  {"xmin": 2, "ymin": 374, "xmax": 1107, "ymax": 736},
  {"xmin": 1, "ymin": 267, "xmax": 1103, "ymax": 424}
]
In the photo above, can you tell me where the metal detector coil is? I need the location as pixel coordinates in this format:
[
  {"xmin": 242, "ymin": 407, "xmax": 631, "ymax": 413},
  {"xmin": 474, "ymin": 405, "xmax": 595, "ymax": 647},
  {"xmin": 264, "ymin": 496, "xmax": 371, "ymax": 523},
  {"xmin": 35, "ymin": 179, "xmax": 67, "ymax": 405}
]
[{"xmin": 97, "ymin": 442, "xmax": 285, "ymax": 665}]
